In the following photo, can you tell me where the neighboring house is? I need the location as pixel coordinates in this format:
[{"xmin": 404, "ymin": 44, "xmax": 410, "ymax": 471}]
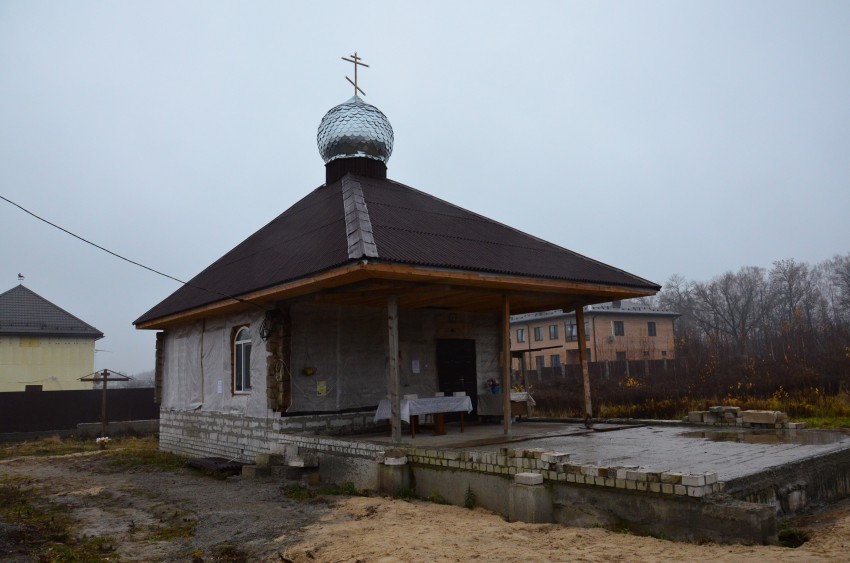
[
  {"xmin": 0, "ymin": 285, "xmax": 103, "ymax": 392},
  {"xmin": 510, "ymin": 300, "xmax": 678, "ymax": 370},
  {"xmin": 134, "ymin": 93, "xmax": 660, "ymax": 461}
]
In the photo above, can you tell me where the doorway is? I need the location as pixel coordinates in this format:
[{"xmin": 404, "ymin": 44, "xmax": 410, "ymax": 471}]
[{"xmin": 436, "ymin": 339, "xmax": 478, "ymax": 416}]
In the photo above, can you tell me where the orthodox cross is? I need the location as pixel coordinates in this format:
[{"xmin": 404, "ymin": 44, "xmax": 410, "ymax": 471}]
[{"xmin": 342, "ymin": 52, "xmax": 369, "ymax": 96}]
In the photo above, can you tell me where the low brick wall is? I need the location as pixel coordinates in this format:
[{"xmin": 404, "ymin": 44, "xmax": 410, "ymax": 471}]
[
  {"xmin": 159, "ymin": 408, "xmax": 378, "ymax": 461},
  {"xmin": 406, "ymin": 446, "xmax": 723, "ymax": 499}
]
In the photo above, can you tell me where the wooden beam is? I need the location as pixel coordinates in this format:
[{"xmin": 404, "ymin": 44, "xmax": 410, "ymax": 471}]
[
  {"xmin": 137, "ymin": 260, "xmax": 655, "ymax": 330},
  {"xmin": 575, "ymin": 306, "xmax": 592, "ymax": 425},
  {"xmin": 387, "ymin": 295, "xmax": 401, "ymax": 444},
  {"xmin": 502, "ymin": 295, "xmax": 512, "ymax": 436}
]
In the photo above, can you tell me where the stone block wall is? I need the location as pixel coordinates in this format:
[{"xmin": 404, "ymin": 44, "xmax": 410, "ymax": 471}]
[
  {"xmin": 405, "ymin": 446, "xmax": 723, "ymax": 499},
  {"xmin": 159, "ymin": 408, "xmax": 378, "ymax": 461}
]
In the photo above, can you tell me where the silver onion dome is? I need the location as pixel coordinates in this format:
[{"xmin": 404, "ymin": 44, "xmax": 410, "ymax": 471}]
[{"xmin": 317, "ymin": 95, "xmax": 394, "ymax": 164}]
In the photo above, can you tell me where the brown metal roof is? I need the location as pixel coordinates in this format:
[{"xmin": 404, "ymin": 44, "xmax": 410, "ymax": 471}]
[
  {"xmin": 0, "ymin": 285, "xmax": 103, "ymax": 338},
  {"xmin": 135, "ymin": 173, "xmax": 659, "ymax": 325}
]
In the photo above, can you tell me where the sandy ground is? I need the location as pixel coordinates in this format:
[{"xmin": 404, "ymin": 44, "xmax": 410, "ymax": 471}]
[{"xmin": 3, "ymin": 450, "xmax": 850, "ymax": 562}]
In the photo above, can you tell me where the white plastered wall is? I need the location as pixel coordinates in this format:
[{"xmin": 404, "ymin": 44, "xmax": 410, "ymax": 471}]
[{"xmin": 161, "ymin": 308, "xmax": 270, "ymax": 418}]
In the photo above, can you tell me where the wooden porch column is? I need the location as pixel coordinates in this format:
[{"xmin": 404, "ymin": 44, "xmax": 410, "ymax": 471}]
[
  {"xmin": 387, "ymin": 295, "xmax": 401, "ymax": 444},
  {"xmin": 502, "ymin": 295, "xmax": 512, "ymax": 435},
  {"xmin": 575, "ymin": 306, "xmax": 592, "ymax": 425}
]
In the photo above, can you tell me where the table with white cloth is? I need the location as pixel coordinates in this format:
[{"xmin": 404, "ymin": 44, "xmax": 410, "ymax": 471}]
[{"xmin": 374, "ymin": 395, "xmax": 473, "ymax": 437}]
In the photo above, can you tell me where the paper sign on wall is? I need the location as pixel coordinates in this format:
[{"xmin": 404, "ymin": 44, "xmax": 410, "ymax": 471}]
[
  {"xmin": 317, "ymin": 381, "xmax": 327, "ymax": 396},
  {"xmin": 411, "ymin": 359, "xmax": 420, "ymax": 374},
  {"xmin": 217, "ymin": 380, "xmax": 223, "ymax": 394}
]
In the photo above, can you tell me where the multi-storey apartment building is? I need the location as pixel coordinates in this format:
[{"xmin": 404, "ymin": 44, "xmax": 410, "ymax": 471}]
[{"xmin": 510, "ymin": 300, "xmax": 678, "ymax": 371}]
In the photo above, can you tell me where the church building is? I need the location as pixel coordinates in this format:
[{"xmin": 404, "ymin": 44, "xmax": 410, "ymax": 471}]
[{"xmin": 135, "ymin": 58, "xmax": 660, "ymax": 460}]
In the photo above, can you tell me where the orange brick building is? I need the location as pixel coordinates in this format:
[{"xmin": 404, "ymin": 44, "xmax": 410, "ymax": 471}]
[{"xmin": 510, "ymin": 300, "xmax": 678, "ymax": 371}]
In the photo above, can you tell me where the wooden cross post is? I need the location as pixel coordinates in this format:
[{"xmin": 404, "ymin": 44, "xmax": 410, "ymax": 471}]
[{"xmin": 99, "ymin": 369, "xmax": 109, "ymax": 437}]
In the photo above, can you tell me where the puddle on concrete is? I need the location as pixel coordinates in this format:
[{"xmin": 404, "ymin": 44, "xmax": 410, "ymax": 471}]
[{"xmin": 680, "ymin": 429, "xmax": 847, "ymax": 445}]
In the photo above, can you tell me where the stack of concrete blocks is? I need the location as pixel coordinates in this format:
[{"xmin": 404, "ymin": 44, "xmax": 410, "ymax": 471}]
[{"xmin": 686, "ymin": 406, "xmax": 806, "ymax": 429}]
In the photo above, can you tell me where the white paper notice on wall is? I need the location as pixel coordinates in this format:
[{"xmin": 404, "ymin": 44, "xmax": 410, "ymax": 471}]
[
  {"xmin": 217, "ymin": 380, "xmax": 222, "ymax": 394},
  {"xmin": 412, "ymin": 359, "xmax": 420, "ymax": 374}
]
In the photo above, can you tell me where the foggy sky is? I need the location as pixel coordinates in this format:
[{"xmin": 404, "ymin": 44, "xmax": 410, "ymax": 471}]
[{"xmin": 2, "ymin": 1, "xmax": 848, "ymax": 374}]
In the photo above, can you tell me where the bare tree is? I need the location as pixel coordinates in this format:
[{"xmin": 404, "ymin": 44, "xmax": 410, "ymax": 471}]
[{"xmin": 689, "ymin": 266, "xmax": 773, "ymax": 356}]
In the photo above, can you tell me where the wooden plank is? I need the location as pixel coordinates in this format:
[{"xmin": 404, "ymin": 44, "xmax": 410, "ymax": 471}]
[
  {"xmin": 576, "ymin": 307, "xmax": 592, "ymax": 424},
  {"xmin": 387, "ymin": 295, "xmax": 401, "ymax": 444},
  {"xmin": 501, "ymin": 296, "xmax": 512, "ymax": 434}
]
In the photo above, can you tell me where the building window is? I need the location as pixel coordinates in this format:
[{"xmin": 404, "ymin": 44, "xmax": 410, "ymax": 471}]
[
  {"xmin": 551, "ymin": 354, "xmax": 561, "ymax": 367},
  {"xmin": 516, "ymin": 328, "xmax": 525, "ymax": 343},
  {"xmin": 566, "ymin": 321, "xmax": 590, "ymax": 342},
  {"xmin": 647, "ymin": 321, "xmax": 657, "ymax": 337},
  {"xmin": 534, "ymin": 327, "xmax": 543, "ymax": 341},
  {"xmin": 643, "ymin": 351, "xmax": 650, "ymax": 358},
  {"xmin": 549, "ymin": 324, "xmax": 558, "ymax": 339},
  {"xmin": 616, "ymin": 351, "xmax": 627, "ymax": 362},
  {"xmin": 233, "ymin": 326, "xmax": 252, "ymax": 392},
  {"xmin": 613, "ymin": 321, "xmax": 624, "ymax": 336},
  {"xmin": 535, "ymin": 355, "xmax": 545, "ymax": 370},
  {"xmin": 661, "ymin": 351, "xmax": 667, "ymax": 357}
]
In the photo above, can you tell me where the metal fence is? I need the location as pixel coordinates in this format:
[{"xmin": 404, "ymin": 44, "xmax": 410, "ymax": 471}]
[{"xmin": 0, "ymin": 388, "xmax": 158, "ymax": 433}]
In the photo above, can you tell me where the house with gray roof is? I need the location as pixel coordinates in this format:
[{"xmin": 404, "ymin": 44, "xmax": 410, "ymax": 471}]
[
  {"xmin": 135, "ymin": 88, "xmax": 660, "ymax": 461},
  {"xmin": 0, "ymin": 284, "xmax": 103, "ymax": 392}
]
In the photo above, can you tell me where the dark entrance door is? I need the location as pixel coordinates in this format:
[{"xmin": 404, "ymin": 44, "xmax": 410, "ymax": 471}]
[{"xmin": 436, "ymin": 339, "xmax": 478, "ymax": 417}]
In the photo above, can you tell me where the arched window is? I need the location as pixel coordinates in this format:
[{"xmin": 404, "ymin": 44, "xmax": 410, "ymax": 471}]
[{"xmin": 234, "ymin": 327, "xmax": 251, "ymax": 392}]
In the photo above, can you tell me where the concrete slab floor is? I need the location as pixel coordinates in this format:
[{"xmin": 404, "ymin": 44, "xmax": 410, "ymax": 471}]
[{"xmin": 357, "ymin": 420, "xmax": 850, "ymax": 482}]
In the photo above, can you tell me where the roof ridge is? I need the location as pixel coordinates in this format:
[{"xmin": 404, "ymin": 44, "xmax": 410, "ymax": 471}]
[{"xmin": 342, "ymin": 175, "xmax": 379, "ymax": 260}]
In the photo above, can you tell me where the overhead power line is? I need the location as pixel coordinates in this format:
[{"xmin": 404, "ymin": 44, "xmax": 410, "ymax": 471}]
[{"xmin": 1, "ymin": 194, "xmax": 268, "ymax": 312}]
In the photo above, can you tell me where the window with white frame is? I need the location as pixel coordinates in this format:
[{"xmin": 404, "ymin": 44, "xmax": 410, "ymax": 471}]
[
  {"xmin": 516, "ymin": 328, "xmax": 526, "ymax": 343},
  {"xmin": 613, "ymin": 321, "xmax": 625, "ymax": 336},
  {"xmin": 233, "ymin": 326, "xmax": 252, "ymax": 392},
  {"xmin": 549, "ymin": 324, "xmax": 559, "ymax": 339},
  {"xmin": 534, "ymin": 327, "xmax": 543, "ymax": 341}
]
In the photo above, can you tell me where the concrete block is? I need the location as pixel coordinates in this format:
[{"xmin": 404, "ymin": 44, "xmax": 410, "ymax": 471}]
[
  {"xmin": 541, "ymin": 452, "xmax": 570, "ymax": 464},
  {"xmin": 704, "ymin": 472, "xmax": 718, "ymax": 485},
  {"xmin": 662, "ymin": 483, "xmax": 674, "ymax": 494},
  {"xmin": 649, "ymin": 482, "xmax": 661, "ymax": 493},
  {"xmin": 702, "ymin": 413, "xmax": 720, "ymax": 424},
  {"xmin": 594, "ymin": 477, "xmax": 606, "ymax": 486},
  {"xmin": 605, "ymin": 478, "xmax": 615, "ymax": 487},
  {"xmin": 741, "ymin": 410, "xmax": 780, "ymax": 424},
  {"xmin": 566, "ymin": 463, "xmax": 582, "ymax": 474},
  {"xmin": 626, "ymin": 481, "xmax": 637, "ymax": 490},
  {"xmin": 674, "ymin": 484, "xmax": 687, "ymax": 495},
  {"xmin": 661, "ymin": 472, "xmax": 683, "ymax": 484},
  {"xmin": 508, "ymin": 482, "xmax": 553, "ymax": 524},
  {"xmin": 581, "ymin": 466, "xmax": 599, "ymax": 477},
  {"xmin": 515, "ymin": 472, "xmax": 544, "ymax": 486},
  {"xmin": 708, "ymin": 405, "xmax": 725, "ymax": 413},
  {"xmin": 566, "ymin": 473, "xmax": 577, "ymax": 483},
  {"xmin": 687, "ymin": 486, "xmax": 705, "ymax": 498},
  {"xmin": 688, "ymin": 411, "xmax": 707, "ymax": 423},
  {"xmin": 682, "ymin": 474, "xmax": 706, "ymax": 487},
  {"xmin": 636, "ymin": 482, "xmax": 648, "ymax": 492},
  {"xmin": 615, "ymin": 479, "xmax": 626, "ymax": 489}
]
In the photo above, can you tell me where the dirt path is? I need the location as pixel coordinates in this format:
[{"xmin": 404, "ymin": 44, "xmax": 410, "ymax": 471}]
[
  {"xmin": 0, "ymin": 450, "xmax": 330, "ymax": 561},
  {"xmin": 3, "ymin": 450, "xmax": 850, "ymax": 562}
]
